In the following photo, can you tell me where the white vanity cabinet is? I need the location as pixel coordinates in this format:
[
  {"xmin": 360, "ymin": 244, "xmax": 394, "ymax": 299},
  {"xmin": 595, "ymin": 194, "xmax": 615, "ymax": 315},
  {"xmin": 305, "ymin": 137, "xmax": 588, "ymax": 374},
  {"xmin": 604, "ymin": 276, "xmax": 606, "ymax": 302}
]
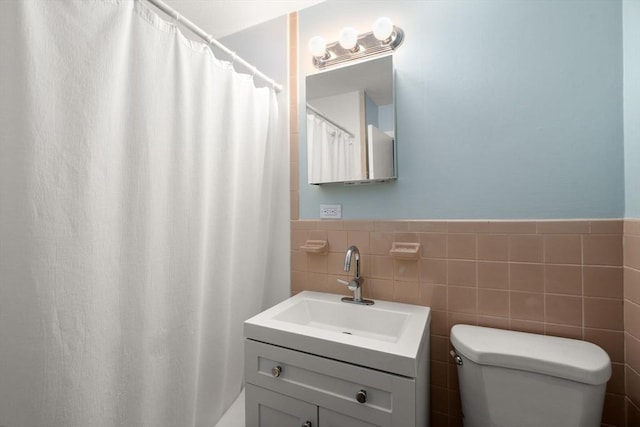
[
  {"xmin": 244, "ymin": 339, "xmax": 428, "ymax": 427},
  {"xmin": 243, "ymin": 291, "xmax": 431, "ymax": 427}
]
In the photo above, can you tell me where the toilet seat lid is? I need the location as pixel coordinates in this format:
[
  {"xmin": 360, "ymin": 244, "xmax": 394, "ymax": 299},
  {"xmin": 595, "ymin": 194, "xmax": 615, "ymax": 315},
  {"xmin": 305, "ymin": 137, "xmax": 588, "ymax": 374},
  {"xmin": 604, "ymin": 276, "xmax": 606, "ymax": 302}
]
[{"xmin": 450, "ymin": 324, "xmax": 611, "ymax": 385}]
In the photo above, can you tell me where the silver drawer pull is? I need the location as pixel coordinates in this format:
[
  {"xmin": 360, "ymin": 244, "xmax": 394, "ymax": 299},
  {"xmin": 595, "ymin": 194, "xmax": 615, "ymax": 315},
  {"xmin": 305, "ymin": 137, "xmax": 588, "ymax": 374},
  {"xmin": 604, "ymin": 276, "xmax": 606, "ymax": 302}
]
[
  {"xmin": 302, "ymin": 422, "xmax": 312, "ymax": 427},
  {"xmin": 356, "ymin": 389, "xmax": 367, "ymax": 403},
  {"xmin": 271, "ymin": 365, "xmax": 282, "ymax": 378}
]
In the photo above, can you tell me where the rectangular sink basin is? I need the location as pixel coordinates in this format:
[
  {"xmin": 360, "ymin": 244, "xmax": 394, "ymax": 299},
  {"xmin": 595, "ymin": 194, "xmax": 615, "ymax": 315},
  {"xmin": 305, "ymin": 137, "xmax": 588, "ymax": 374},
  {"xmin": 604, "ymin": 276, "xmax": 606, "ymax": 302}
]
[
  {"xmin": 244, "ymin": 291, "xmax": 431, "ymax": 377},
  {"xmin": 272, "ymin": 297, "xmax": 408, "ymax": 342}
]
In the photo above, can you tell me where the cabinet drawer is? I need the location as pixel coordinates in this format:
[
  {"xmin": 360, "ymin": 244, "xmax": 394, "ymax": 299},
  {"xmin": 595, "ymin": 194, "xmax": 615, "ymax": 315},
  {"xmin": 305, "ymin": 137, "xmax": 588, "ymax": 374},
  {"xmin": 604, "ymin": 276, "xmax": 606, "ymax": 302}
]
[{"xmin": 245, "ymin": 339, "xmax": 416, "ymax": 426}]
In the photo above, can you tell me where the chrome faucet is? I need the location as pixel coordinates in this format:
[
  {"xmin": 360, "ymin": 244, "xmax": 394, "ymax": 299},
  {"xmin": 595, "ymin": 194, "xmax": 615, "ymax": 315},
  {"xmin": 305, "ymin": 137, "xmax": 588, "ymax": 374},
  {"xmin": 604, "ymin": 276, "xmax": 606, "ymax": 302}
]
[{"xmin": 338, "ymin": 245, "xmax": 374, "ymax": 305}]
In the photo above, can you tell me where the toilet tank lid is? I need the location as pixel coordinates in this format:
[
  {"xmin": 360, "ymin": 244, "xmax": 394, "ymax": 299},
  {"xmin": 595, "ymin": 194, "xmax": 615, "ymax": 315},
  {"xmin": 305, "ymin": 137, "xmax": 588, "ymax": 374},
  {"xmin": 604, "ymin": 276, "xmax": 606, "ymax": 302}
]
[{"xmin": 450, "ymin": 325, "xmax": 611, "ymax": 385}]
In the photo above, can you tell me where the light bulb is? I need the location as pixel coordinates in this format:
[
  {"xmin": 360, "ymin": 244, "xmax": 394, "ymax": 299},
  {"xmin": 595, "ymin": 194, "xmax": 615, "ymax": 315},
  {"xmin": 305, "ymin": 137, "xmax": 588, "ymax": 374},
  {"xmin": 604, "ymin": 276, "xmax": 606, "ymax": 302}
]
[
  {"xmin": 308, "ymin": 36, "xmax": 327, "ymax": 57},
  {"xmin": 338, "ymin": 27, "xmax": 359, "ymax": 50},
  {"xmin": 373, "ymin": 17, "xmax": 394, "ymax": 41}
]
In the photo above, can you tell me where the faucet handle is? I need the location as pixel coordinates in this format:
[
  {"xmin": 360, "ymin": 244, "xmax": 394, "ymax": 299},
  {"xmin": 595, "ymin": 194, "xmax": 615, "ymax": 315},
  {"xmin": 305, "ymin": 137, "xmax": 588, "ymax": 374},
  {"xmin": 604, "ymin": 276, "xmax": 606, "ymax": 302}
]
[{"xmin": 337, "ymin": 278, "xmax": 358, "ymax": 291}]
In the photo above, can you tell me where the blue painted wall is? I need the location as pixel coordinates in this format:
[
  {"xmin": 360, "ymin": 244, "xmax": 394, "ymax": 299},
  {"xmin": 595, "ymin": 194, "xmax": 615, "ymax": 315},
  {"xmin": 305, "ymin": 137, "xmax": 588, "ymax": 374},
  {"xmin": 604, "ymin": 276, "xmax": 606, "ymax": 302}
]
[
  {"xmin": 298, "ymin": 0, "xmax": 624, "ymax": 219},
  {"xmin": 624, "ymin": 0, "xmax": 640, "ymax": 218}
]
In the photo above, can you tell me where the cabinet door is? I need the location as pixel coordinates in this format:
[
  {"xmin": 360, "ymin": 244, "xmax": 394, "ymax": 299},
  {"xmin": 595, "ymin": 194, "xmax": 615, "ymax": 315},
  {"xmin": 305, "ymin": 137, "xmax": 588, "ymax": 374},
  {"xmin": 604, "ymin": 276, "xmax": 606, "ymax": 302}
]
[
  {"xmin": 319, "ymin": 407, "xmax": 381, "ymax": 427},
  {"xmin": 246, "ymin": 384, "xmax": 318, "ymax": 427}
]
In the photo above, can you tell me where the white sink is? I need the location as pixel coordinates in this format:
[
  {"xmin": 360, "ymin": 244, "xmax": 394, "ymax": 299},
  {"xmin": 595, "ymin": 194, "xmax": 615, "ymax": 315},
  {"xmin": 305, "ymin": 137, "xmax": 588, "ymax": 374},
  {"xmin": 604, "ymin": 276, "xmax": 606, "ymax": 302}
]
[
  {"xmin": 244, "ymin": 291, "xmax": 431, "ymax": 377},
  {"xmin": 272, "ymin": 296, "xmax": 409, "ymax": 342}
]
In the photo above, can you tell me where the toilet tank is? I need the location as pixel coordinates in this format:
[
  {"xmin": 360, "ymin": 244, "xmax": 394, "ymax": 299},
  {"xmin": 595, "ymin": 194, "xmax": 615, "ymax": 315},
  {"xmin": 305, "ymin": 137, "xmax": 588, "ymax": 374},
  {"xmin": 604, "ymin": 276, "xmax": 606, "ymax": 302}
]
[{"xmin": 450, "ymin": 325, "xmax": 611, "ymax": 427}]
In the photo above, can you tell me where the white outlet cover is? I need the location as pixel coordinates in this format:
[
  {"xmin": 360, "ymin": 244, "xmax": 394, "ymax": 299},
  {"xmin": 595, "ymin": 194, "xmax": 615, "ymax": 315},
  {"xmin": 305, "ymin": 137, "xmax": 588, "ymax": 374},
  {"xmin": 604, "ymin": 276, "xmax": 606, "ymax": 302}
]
[{"xmin": 320, "ymin": 204, "xmax": 342, "ymax": 219}]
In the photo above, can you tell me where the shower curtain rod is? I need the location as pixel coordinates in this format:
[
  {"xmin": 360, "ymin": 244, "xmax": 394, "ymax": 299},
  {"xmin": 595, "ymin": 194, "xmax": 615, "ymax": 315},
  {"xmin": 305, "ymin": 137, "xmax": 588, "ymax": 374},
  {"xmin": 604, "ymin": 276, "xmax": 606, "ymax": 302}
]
[
  {"xmin": 306, "ymin": 104, "xmax": 355, "ymax": 138},
  {"xmin": 145, "ymin": 0, "xmax": 283, "ymax": 93}
]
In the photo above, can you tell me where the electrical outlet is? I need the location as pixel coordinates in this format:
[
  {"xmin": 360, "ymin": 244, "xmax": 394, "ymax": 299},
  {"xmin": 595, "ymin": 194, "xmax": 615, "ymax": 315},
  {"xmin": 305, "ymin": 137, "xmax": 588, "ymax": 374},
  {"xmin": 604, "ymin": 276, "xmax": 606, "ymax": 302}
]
[{"xmin": 320, "ymin": 204, "xmax": 342, "ymax": 219}]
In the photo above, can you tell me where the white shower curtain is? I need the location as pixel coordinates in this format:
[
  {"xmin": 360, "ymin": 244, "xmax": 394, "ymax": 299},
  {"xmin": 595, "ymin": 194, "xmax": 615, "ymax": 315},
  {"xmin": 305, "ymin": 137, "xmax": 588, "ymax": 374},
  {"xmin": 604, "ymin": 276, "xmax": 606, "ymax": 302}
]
[
  {"xmin": 0, "ymin": 1, "xmax": 285, "ymax": 426},
  {"xmin": 307, "ymin": 112, "xmax": 362, "ymax": 183}
]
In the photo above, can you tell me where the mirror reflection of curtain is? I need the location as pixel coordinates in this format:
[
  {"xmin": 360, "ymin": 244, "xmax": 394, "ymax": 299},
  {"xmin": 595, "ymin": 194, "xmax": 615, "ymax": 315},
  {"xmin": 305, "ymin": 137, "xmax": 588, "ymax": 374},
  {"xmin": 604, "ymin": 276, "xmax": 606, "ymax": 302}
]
[{"xmin": 307, "ymin": 112, "xmax": 361, "ymax": 183}]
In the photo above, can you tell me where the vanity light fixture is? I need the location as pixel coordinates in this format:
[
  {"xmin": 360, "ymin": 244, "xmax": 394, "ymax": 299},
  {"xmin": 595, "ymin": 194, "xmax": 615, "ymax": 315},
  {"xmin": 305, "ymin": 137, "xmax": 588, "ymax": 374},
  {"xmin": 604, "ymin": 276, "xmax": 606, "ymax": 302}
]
[
  {"xmin": 308, "ymin": 36, "xmax": 329, "ymax": 59},
  {"xmin": 309, "ymin": 17, "xmax": 404, "ymax": 69},
  {"xmin": 338, "ymin": 27, "xmax": 359, "ymax": 51}
]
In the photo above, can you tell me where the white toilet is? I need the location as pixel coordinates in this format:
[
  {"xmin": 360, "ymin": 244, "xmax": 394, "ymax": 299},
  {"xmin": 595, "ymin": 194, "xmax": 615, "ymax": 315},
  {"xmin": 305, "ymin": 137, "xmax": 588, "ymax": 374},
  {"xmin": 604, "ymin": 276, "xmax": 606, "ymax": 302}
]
[{"xmin": 450, "ymin": 324, "xmax": 611, "ymax": 427}]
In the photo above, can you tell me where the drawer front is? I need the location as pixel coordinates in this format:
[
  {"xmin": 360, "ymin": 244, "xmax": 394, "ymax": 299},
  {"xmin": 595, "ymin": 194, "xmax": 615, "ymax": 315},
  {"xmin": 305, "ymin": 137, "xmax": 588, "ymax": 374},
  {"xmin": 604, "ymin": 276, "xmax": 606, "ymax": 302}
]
[{"xmin": 245, "ymin": 339, "xmax": 416, "ymax": 426}]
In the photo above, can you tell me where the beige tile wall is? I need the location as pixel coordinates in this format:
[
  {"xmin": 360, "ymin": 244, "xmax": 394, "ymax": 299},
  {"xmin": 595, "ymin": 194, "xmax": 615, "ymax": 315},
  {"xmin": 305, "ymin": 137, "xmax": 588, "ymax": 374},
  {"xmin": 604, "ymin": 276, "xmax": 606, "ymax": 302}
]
[
  {"xmin": 290, "ymin": 219, "xmax": 624, "ymax": 426},
  {"xmin": 625, "ymin": 219, "xmax": 640, "ymax": 426}
]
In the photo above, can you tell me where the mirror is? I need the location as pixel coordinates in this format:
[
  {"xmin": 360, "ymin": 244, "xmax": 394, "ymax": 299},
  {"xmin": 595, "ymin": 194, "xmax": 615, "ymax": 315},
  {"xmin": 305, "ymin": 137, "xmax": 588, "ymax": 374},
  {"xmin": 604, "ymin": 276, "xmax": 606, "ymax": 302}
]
[{"xmin": 305, "ymin": 55, "xmax": 395, "ymax": 185}]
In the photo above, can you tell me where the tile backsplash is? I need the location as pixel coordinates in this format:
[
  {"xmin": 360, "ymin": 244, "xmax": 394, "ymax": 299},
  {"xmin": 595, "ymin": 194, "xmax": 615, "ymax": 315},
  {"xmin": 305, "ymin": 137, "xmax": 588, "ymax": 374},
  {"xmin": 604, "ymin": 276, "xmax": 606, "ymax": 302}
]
[
  {"xmin": 290, "ymin": 219, "xmax": 624, "ymax": 426},
  {"xmin": 625, "ymin": 219, "xmax": 640, "ymax": 425}
]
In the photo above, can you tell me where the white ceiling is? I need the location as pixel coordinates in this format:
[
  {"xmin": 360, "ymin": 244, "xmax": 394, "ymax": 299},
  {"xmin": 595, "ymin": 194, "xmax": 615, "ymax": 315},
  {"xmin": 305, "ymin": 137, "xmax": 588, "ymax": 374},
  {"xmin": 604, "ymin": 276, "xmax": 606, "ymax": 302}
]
[{"xmin": 161, "ymin": 0, "xmax": 325, "ymax": 39}]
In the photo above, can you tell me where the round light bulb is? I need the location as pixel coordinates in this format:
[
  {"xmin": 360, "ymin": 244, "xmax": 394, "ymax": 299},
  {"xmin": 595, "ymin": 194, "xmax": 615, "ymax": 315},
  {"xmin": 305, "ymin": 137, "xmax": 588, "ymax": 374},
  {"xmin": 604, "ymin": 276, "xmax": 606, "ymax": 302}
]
[
  {"xmin": 338, "ymin": 27, "xmax": 359, "ymax": 50},
  {"xmin": 373, "ymin": 17, "xmax": 394, "ymax": 41},
  {"xmin": 308, "ymin": 36, "xmax": 327, "ymax": 57}
]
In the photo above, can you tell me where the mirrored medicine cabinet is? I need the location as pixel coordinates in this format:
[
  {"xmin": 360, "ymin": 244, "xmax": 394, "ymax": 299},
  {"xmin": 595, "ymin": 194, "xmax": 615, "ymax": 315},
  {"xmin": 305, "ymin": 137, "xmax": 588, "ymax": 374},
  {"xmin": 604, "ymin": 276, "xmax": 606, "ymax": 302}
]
[{"xmin": 305, "ymin": 55, "xmax": 396, "ymax": 185}]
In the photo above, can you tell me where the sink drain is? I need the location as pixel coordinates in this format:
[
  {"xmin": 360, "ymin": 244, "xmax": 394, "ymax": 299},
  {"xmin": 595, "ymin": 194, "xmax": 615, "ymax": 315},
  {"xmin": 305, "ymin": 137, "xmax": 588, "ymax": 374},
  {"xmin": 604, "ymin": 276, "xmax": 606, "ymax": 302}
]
[{"xmin": 342, "ymin": 331, "xmax": 352, "ymax": 335}]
